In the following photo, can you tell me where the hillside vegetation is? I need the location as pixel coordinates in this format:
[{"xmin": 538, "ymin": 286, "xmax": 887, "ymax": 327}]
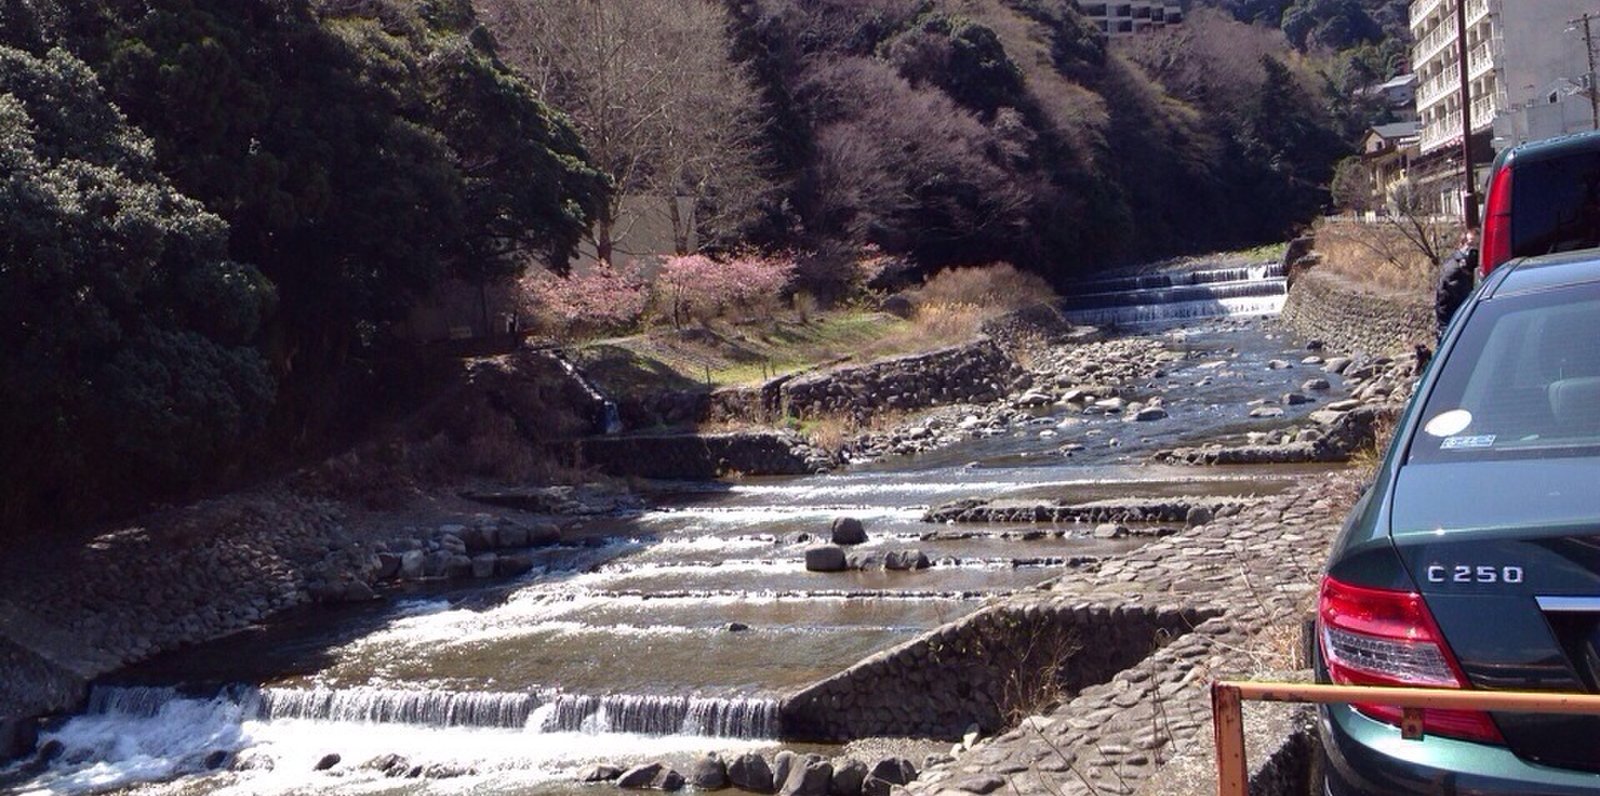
[{"xmin": 1, "ymin": 0, "xmax": 1405, "ymax": 534}]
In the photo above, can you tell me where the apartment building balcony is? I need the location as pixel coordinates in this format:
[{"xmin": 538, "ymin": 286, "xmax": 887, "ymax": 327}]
[
  {"xmin": 1413, "ymin": 0, "xmax": 1492, "ymax": 65},
  {"xmin": 1418, "ymin": 64, "xmax": 1460, "ymax": 111},
  {"xmin": 1420, "ymin": 95, "xmax": 1499, "ymax": 154}
]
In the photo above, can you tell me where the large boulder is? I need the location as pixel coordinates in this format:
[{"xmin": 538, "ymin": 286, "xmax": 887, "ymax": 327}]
[
  {"xmin": 830, "ymin": 758, "xmax": 868, "ymax": 796},
  {"xmin": 805, "ymin": 547, "xmax": 848, "ymax": 573},
  {"xmin": 399, "ymin": 550, "xmax": 426, "ymax": 579},
  {"xmin": 771, "ymin": 751, "xmax": 797, "ymax": 792},
  {"xmin": 471, "ymin": 553, "xmax": 497, "ymax": 579},
  {"xmin": 728, "ymin": 752, "xmax": 774, "ymax": 792},
  {"xmin": 691, "ymin": 753, "xmax": 728, "ymax": 789},
  {"xmin": 884, "ymin": 550, "xmax": 930, "ymax": 571},
  {"xmin": 779, "ymin": 755, "xmax": 832, "ymax": 796},
  {"xmin": 830, "ymin": 517, "xmax": 868, "ymax": 546},
  {"xmin": 496, "ymin": 525, "xmax": 530, "ymax": 548},
  {"xmin": 314, "ymin": 753, "xmax": 342, "ymax": 771},
  {"xmin": 618, "ymin": 763, "xmax": 664, "ymax": 789},
  {"xmin": 869, "ymin": 758, "xmax": 916, "ymax": 786},
  {"xmin": 579, "ymin": 764, "xmax": 624, "ymax": 782}
]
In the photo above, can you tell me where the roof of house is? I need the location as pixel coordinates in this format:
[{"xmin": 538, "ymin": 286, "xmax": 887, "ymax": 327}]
[
  {"xmin": 1378, "ymin": 74, "xmax": 1419, "ymax": 91},
  {"xmin": 1369, "ymin": 121, "xmax": 1422, "ymax": 141}
]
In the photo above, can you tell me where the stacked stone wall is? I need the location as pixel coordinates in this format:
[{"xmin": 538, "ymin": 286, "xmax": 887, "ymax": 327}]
[
  {"xmin": 780, "ymin": 340, "xmax": 1025, "ymax": 420},
  {"xmin": 1279, "ymin": 268, "xmax": 1433, "ymax": 356},
  {"xmin": 779, "ymin": 603, "xmax": 1214, "ymax": 742}
]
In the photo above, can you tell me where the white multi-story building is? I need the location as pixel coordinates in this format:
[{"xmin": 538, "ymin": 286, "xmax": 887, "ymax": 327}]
[
  {"xmin": 1410, "ymin": 0, "xmax": 1598, "ymax": 212},
  {"xmin": 1079, "ymin": 2, "xmax": 1184, "ymax": 37},
  {"xmin": 1413, "ymin": 0, "xmax": 1596, "ymax": 156}
]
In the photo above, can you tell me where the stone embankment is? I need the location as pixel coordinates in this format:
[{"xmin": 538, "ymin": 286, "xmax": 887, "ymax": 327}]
[
  {"xmin": 0, "ymin": 485, "xmax": 637, "ymax": 760},
  {"xmin": 576, "ymin": 749, "xmax": 924, "ymax": 796},
  {"xmin": 781, "ymin": 340, "xmax": 1026, "ymax": 419},
  {"xmin": 779, "ymin": 603, "xmax": 1217, "ymax": 742},
  {"xmin": 898, "ymin": 476, "xmax": 1354, "ymax": 796},
  {"xmin": 840, "ymin": 336, "xmax": 1176, "ymax": 461},
  {"xmin": 563, "ymin": 431, "xmax": 834, "ymax": 479},
  {"xmin": 1279, "ymin": 267, "xmax": 1434, "ymax": 357},
  {"xmin": 922, "ymin": 497, "xmax": 1259, "ymax": 527}
]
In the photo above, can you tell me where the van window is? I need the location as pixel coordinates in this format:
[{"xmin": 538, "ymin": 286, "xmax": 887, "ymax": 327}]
[{"xmin": 1512, "ymin": 152, "xmax": 1600, "ymax": 258}]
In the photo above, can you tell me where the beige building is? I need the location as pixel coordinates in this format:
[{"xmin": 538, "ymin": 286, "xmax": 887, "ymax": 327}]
[
  {"xmin": 1078, "ymin": 1, "xmax": 1183, "ymax": 37},
  {"xmin": 1411, "ymin": 0, "xmax": 1599, "ymax": 212}
]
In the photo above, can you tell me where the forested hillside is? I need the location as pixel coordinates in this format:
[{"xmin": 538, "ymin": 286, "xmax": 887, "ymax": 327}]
[{"xmin": 1, "ymin": 0, "xmax": 1404, "ymax": 533}]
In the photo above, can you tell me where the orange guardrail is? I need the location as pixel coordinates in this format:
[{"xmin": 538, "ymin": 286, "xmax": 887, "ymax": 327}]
[{"xmin": 1210, "ymin": 681, "xmax": 1600, "ymax": 796}]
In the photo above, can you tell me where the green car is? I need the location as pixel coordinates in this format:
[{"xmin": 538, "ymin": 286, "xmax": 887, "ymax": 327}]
[{"xmin": 1318, "ymin": 249, "xmax": 1600, "ymax": 794}]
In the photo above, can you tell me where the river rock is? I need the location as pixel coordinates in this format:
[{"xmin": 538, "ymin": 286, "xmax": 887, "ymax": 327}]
[
  {"xmin": 729, "ymin": 752, "xmax": 774, "ymax": 792},
  {"xmin": 869, "ymin": 757, "xmax": 916, "ymax": 785},
  {"xmin": 658, "ymin": 768, "xmax": 686, "ymax": 791},
  {"xmin": 1326, "ymin": 399, "xmax": 1362, "ymax": 411},
  {"xmin": 399, "ymin": 550, "xmax": 425, "ymax": 579},
  {"xmin": 1266, "ymin": 359, "xmax": 1291, "ymax": 370},
  {"xmin": 831, "ymin": 517, "xmax": 868, "ymax": 546},
  {"xmin": 805, "ymin": 546, "xmax": 848, "ymax": 573},
  {"xmin": 1185, "ymin": 506, "xmax": 1213, "ymax": 527},
  {"xmin": 439, "ymin": 534, "xmax": 468, "ymax": 555},
  {"xmin": 618, "ymin": 763, "xmax": 664, "ymax": 789},
  {"xmin": 830, "ymin": 758, "xmax": 868, "ymax": 796},
  {"xmin": 1322, "ymin": 357, "xmax": 1353, "ymax": 375},
  {"xmin": 496, "ymin": 525, "xmax": 530, "ymax": 548},
  {"xmin": 579, "ymin": 764, "xmax": 624, "ymax": 782},
  {"xmin": 1131, "ymin": 406, "xmax": 1169, "ymax": 422},
  {"xmin": 374, "ymin": 553, "xmax": 402, "ymax": 580},
  {"xmin": 771, "ymin": 751, "xmax": 797, "ymax": 792},
  {"xmin": 1249, "ymin": 406, "xmax": 1284, "ymax": 418},
  {"xmin": 779, "ymin": 756, "xmax": 832, "ymax": 796},
  {"xmin": 364, "ymin": 753, "xmax": 412, "ymax": 777},
  {"xmin": 691, "ymin": 753, "xmax": 728, "ymax": 789},
  {"xmin": 424, "ymin": 763, "xmax": 471, "ymax": 779},
  {"xmin": 314, "ymin": 753, "xmax": 342, "ymax": 771},
  {"xmin": 444, "ymin": 554, "xmax": 472, "ymax": 579},
  {"xmin": 1283, "ymin": 392, "xmax": 1315, "ymax": 406},
  {"xmin": 884, "ymin": 550, "xmax": 930, "ymax": 571},
  {"xmin": 495, "ymin": 552, "xmax": 535, "ymax": 578},
  {"xmin": 1303, "ymin": 378, "xmax": 1332, "ymax": 392},
  {"xmin": 471, "ymin": 553, "xmax": 497, "ymax": 579},
  {"xmin": 232, "ymin": 751, "xmax": 274, "ymax": 772},
  {"xmin": 203, "ymin": 750, "xmax": 231, "ymax": 770},
  {"xmin": 529, "ymin": 523, "xmax": 563, "ymax": 547},
  {"xmin": 1094, "ymin": 523, "xmax": 1128, "ymax": 539}
]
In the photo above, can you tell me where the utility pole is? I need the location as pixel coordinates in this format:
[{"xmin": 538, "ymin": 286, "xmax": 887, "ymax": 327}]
[
  {"xmin": 1456, "ymin": 0, "xmax": 1478, "ymax": 227},
  {"xmin": 1575, "ymin": 13, "xmax": 1599, "ymax": 131}
]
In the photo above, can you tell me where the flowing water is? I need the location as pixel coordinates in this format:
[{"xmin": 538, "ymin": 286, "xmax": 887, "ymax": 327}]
[
  {"xmin": 1060, "ymin": 263, "xmax": 1288, "ymax": 327},
  {"xmin": 6, "ymin": 286, "xmax": 1346, "ymax": 795}
]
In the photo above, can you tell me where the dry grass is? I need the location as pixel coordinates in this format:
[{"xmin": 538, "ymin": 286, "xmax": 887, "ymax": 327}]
[
  {"xmin": 1315, "ymin": 217, "xmax": 1449, "ymax": 296},
  {"xmin": 797, "ymin": 408, "xmax": 913, "ymax": 451},
  {"xmin": 912, "ymin": 262, "xmax": 1058, "ymax": 311}
]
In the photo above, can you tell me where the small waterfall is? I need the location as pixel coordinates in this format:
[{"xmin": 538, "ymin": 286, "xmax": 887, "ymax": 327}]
[
  {"xmin": 259, "ymin": 686, "xmax": 554, "ymax": 729},
  {"xmin": 1061, "ymin": 262, "xmax": 1288, "ymax": 327},
  {"xmin": 541, "ymin": 694, "xmax": 779, "ymax": 738},
  {"xmin": 548, "ymin": 349, "xmax": 624, "ymax": 435}
]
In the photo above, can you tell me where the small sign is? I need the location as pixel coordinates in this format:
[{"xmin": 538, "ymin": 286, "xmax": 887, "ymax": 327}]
[{"xmin": 1441, "ymin": 434, "xmax": 1496, "ymax": 450}]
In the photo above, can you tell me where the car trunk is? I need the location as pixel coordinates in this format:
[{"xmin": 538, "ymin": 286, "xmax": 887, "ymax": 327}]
[{"xmin": 1393, "ymin": 458, "xmax": 1600, "ymax": 772}]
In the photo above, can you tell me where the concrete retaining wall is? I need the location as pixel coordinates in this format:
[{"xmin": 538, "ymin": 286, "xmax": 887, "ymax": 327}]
[
  {"xmin": 779, "ymin": 601, "xmax": 1215, "ymax": 742},
  {"xmin": 1279, "ymin": 268, "xmax": 1433, "ymax": 356}
]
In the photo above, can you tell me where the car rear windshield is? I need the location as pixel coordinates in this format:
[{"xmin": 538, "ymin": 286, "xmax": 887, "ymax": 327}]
[
  {"xmin": 1512, "ymin": 151, "xmax": 1600, "ymax": 258},
  {"xmin": 1410, "ymin": 281, "xmax": 1600, "ymax": 464}
]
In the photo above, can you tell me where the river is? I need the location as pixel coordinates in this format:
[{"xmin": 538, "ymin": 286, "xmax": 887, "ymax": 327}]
[{"xmin": 5, "ymin": 266, "xmax": 1342, "ymax": 796}]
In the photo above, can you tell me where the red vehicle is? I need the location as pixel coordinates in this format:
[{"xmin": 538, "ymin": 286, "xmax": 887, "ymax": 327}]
[{"xmin": 1479, "ymin": 130, "xmax": 1600, "ymax": 276}]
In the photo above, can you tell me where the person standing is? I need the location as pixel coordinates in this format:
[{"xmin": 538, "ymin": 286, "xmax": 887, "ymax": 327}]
[{"xmin": 1435, "ymin": 228, "xmax": 1479, "ymax": 342}]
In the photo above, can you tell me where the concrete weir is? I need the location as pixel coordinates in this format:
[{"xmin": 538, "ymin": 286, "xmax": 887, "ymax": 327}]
[{"xmin": 779, "ymin": 601, "xmax": 1218, "ymax": 742}]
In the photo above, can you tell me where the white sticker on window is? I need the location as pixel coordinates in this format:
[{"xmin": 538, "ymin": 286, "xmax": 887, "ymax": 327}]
[
  {"xmin": 1441, "ymin": 434, "xmax": 1496, "ymax": 450},
  {"xmin": 1424, "ymin": 409, "xmax": 1473, "ymax": 437}
]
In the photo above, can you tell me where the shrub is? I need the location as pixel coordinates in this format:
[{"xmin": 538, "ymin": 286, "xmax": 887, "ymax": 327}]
[
  {"xmin": 656, "ymin": 252, "xmax": 796, "ymax": 326},
  {"xmin": 913, "ymin": 262, "xmax": 1058, "ymax": 312},
  {"xmin": 524, "ymin": 262, "xmax": 650, "ymax": 338}
]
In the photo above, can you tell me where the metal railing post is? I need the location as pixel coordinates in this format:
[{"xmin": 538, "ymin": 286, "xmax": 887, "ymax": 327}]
[{"xmin": 1211, "ymin": 682, "xmax": 1248, "ymax": 796}]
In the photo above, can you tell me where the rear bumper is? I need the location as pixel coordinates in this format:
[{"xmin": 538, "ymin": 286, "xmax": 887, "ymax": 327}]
[{"xmin": 1320, "ymin": 703, "xmax": 1600, "ymax": 796}]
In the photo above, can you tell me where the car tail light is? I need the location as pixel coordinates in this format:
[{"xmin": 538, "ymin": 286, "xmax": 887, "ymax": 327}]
[
  {"xmin": 1480, "ymin": 165, "xmax": 1514, "ymax": 276},
  {"xmin": 1318, "ymin": 575, "xmax": 1504, "ymax": 743}
]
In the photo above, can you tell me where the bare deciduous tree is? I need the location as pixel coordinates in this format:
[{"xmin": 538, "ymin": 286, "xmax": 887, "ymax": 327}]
[{"xmin": 476, "ymin": 0, "xmax": 771, "ymax": 262}]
